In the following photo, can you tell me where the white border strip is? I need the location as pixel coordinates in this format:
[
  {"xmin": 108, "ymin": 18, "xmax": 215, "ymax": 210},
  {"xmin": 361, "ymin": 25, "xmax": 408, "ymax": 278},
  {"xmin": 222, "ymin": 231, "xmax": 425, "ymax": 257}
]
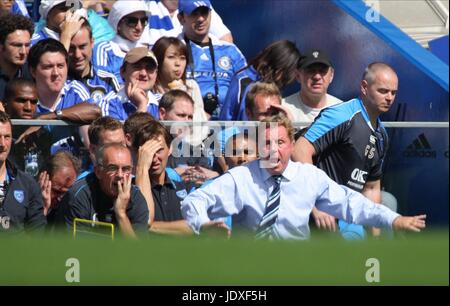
[{"xmin": 10, "ymin": 119, "xmax": 449, "ymax": 128}]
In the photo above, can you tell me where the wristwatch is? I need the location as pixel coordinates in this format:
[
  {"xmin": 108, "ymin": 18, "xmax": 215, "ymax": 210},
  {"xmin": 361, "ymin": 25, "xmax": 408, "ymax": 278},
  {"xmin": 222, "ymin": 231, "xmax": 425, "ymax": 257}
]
[{"xmin": 55, "ymin": 109, "xmax": 63, "ymax": 120}]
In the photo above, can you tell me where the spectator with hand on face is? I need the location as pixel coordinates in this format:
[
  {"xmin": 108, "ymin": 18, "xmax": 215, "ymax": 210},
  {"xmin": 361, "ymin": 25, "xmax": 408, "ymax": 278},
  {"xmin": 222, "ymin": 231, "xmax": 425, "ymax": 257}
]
[
  {"xmin": 32, "ymin": 0, "xmax": 87, "ymax": 51},
  {"xmin": 58, "ymin": 143, "xmax": 149, "ymax": 238},
  {"xmin": 38, "ymin": 151, "xmax": 80, "ymax": 225},
  {"xmin": 133, "ymin": 120, "xmax": 195, "ymax": 235},
  {"xmin": 101, "ymin": 47, "xmax": 160, "ymax": 121}
]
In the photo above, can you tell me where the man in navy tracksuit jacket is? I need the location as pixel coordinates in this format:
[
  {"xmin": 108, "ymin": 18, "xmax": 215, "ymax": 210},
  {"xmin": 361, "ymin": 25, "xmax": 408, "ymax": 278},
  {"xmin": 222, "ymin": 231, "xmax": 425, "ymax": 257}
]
[{"xmin": 0, "ymin": 162, "xmax": 47, "ymax": 233}]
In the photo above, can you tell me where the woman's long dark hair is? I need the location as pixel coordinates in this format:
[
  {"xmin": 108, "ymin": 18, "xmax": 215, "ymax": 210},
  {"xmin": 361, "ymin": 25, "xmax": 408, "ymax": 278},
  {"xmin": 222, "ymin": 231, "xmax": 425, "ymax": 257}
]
[{"xmin": 243, "ymin": 40, "xmax": 301, "ymax": 89}]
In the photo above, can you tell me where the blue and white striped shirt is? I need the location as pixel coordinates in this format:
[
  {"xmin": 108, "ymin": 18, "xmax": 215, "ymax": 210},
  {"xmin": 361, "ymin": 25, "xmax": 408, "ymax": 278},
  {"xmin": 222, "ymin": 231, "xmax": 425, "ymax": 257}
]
[
  {"xmin": 36, "ymin": 80, "xmax": 92, "ymax": 113},
  {"xmin": 179, "ymin": 34, "xmax": 247, "ymax": 119},
  {"xmin": 69, "ymin": 65, "xmax": 121, "ymax": 105},
  {"xmin": 100, "ymin": 88, "xmax": 160, "ymax": 120}
]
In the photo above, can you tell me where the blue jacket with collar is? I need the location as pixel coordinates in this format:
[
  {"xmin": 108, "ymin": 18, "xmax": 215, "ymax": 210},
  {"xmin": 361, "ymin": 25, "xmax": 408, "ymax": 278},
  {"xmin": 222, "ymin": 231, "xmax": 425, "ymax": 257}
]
[{"xmin": 0, "ymin": 160, "xmax": 47, "ymax": 233}]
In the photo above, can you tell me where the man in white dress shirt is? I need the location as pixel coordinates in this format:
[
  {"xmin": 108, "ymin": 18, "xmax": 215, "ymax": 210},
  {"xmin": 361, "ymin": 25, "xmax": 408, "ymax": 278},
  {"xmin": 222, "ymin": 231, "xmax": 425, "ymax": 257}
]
[{"xmin": 181, "ymin": 114, "xmax": 426, "ymax": 240}]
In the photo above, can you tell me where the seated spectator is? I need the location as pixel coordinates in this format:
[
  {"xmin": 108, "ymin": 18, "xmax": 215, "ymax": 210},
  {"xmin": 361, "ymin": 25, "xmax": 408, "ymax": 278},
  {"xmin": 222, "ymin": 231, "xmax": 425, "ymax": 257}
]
[
  {"xmin": 58, "ymin": 143, "xmax": 149, "ymax": 238},
  {"xmin": 224, "ymin": 131, "xmax": 258, "ymax": 169},
  {"xmin": 152, "ymin": 36, "xmax": 207, "ymax": 121},
  {"xmin": 159, "ymin": 90, "xmax": 219, "ymax": 185},
  {"xmin": 178, "ymin": 0, "xmax": 247, "ymax": 119},
  {"xmin": 87, "ymin": 116, "xmax": 126, "ymax": 166},
  {"xmin": 101, "ymin": 47, "xmax": 159, "ymax": 121},
  {"xmin": 77, "ymin": 116, "xmax": 126, "ymax": 179},
  {"xmin": 0, "ymin": 12, "xmax": 34, "ymax": 102},
  {"xmin": 124, "ymin": 111, "xmax": 155, "ymax": 148},
  {"xmin": 282, "ymin": 49, "xmax": 342, "ymax": 125},
  {"xmin": 2, "ymin": 78, "xmax": 51, "ymax": 176},
  {"xmin": 93, "ymin": 0, "xmax": 151, "ymax": 81},
  {"xmin": 0, "ymin": 0, "xmax": 14, "ymax": 13},
  {"xmin": 0, "ymin": 111, "xmax": 46, "ymax": 233},
  {"xmin": 32, "ymin": 0, "xmax": 115, "ymax": 47},
  {"xmin": 20, "ymin": 38, "xmax": 101, "ymax": 154},
  {"xmin": 38, "ymin": 150, "xmax": 80, "ymax": 224},
  {"xmin": 219, "ymin": 40, "xmax": 301, "ymax": 121},
  {"xmin": 133, "ymin": 120, "xmax": 194, "ymax": 235},
  {"xmin": 32, "ymin": 0, "xmax": 86, "ymax": 49},
  {"xmin": 147, "ymin": 0, "xmax": 233, "ymax": 45},
  {"xmin": 67, "ymin": 19, "xmax": 121, "ymax": 104}
]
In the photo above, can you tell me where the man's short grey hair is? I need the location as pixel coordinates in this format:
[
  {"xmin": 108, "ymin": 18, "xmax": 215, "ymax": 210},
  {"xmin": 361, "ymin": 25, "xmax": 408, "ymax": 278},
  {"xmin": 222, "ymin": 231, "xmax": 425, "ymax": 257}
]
[
  {"xmin": 362, "ymin": 62, "xmax": 397, "ymax": 84},
  {"xmin": 95, "ymin": 143, "xmax": 129, "ymax": 167}
]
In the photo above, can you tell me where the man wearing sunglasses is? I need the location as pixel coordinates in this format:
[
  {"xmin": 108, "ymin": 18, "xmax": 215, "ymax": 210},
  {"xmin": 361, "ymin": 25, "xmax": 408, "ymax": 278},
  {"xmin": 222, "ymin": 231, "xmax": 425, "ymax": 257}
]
[{"xmin": 58, "ymin": 143, "xmax": 149, "ymax": 238}]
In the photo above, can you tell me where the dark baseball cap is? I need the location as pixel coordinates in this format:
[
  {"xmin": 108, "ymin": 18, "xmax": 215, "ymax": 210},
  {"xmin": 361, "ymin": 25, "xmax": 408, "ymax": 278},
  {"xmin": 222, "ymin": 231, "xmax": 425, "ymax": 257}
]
[{"xmin": 299, "ymin": 49, "xmax": 332, "ymax": 69}]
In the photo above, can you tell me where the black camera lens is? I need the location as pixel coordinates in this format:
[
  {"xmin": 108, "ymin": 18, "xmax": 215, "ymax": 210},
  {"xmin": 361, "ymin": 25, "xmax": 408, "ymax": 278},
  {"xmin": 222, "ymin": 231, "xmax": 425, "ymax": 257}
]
[{"xmin": 203, "ymin": 93, "xmax": 219, "ymax": 115}]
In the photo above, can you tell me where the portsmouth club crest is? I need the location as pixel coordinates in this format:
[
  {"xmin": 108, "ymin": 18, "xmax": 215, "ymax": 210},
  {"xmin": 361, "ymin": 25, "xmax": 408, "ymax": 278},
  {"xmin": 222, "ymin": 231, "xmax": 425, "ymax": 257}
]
[
  {"xmin": 218, "ymin": 56, "xmax": 231, "ymax": 70},
  {"xmin": 14, "ymin": 190, "xmax": 24, "ymax": 204}
]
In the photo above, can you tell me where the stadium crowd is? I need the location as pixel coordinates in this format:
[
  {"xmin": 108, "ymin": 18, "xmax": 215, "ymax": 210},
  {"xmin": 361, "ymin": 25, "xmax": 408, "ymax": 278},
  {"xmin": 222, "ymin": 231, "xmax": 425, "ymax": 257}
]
[{"xmin": 0, "ymin": 0, "xmax": 426, "ymax": 239}]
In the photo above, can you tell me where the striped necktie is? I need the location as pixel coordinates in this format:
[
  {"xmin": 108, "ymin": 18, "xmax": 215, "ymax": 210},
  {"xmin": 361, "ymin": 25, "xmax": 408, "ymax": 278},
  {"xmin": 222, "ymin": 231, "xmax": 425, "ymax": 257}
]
[{"xmin": 255, "ymin": 175, "xmax": 283, "ymax": 239}]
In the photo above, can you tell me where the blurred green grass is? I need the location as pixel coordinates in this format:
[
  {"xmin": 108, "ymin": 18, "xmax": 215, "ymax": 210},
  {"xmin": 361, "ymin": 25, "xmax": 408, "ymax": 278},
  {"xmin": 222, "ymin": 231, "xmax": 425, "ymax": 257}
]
[{"xmin": 0, "ymin": 229, "xmax": 448, "ymax": 285}]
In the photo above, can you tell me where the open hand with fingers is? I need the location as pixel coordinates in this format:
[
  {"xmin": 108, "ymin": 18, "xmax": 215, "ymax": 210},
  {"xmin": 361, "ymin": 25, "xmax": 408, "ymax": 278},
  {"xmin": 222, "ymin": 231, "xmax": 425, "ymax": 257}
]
[
  {"xmin": 60, "ymin": 10, "xmax": 84, "ymax": 39},
  {"xmin": 393, "ymin": 214, "xmax": 426, "ymax": 232},
  {"xmin": 114, "ymin": 174, "xmax": 132, "ymax": 217},
  {"xmin": 311, "ymin": 207, "xmax": 336, "ymax": 232},
  {"xmin": 137, "ymin": 139, "xmax": 164, "ymax": 172},
  {"xmin": 127, "ymin": 81, "xmax": 148, "ymax": 112},
  {"xmin": 38, "ymin": 171, "xmax": 52, "ymax": 216}
]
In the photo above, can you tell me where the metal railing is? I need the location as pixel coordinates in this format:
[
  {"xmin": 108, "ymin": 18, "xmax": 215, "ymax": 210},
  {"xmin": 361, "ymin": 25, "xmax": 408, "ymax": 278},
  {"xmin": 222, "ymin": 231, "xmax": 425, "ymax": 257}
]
[{"xmin": 11, "ymin": 119, "xmax": 450, "ymax": 128}]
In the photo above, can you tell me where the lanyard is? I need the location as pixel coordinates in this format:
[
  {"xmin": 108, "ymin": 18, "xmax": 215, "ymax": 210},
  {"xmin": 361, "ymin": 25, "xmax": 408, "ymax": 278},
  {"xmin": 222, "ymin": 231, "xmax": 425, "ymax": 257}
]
[{"xmin": 184, "ymin": 35, "xmax": 219, "ymax": 98}]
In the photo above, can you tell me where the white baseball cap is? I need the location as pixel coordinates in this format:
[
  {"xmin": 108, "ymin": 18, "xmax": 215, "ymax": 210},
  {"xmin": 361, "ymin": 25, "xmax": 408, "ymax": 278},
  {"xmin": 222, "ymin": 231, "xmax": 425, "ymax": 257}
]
[{"xmin": 107, "ymin": 0, "xmax": 151, "ymax": 31}]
